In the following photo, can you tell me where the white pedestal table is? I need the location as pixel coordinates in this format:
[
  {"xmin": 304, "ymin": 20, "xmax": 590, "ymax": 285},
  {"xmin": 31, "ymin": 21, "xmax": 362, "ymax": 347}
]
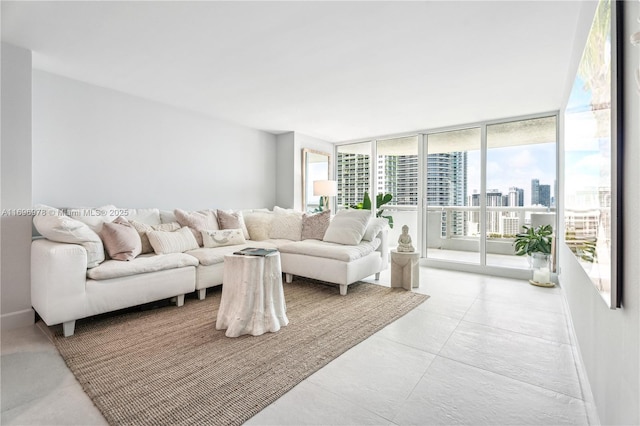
[
  {"xmin": 216, "ymin": 252, "xmax": 289, "ymax": 337},
  {"xmin": 390, "ymin": 249, "xmax": 420, "ymax": 291}
]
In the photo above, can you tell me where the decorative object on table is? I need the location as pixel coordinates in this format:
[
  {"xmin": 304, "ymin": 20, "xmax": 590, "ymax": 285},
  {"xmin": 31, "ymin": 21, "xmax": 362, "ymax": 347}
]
[
  {"xmin": 397, "ymin": 224, "xmax": 415, "ymax": 252},
  {"xmin": 348, "ymin": 191, "xmax": 394, "ymax": 228},
  {"xmin": 313, "ymin": 179, "xmax": 337, "ymax": 212},
  {"xmin": 53, "ymin": 278, "xmax": 428, "ymax": 426},
  {"xmin": 513, "ymin": 224, "xmax": 555, "ymax": 287}
]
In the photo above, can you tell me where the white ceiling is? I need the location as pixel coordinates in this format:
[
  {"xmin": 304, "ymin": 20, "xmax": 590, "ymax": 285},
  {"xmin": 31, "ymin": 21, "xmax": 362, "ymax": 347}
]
[{"xmin": 1, "ymin": 1, "xmax": 585, "ymax": 142}]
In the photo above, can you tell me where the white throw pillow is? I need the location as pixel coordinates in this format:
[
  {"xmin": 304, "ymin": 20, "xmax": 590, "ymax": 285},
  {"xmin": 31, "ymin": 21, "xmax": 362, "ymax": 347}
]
[
  {"xmin": 147, "ymin": 226, "xmax": 199, "ymax": 255},
  {"xmin": 125, "ymin": 208, "xmax": 161, "ymax": 225},
  {"xmin": 323, "ymin": 209, "xmax": 371, "ymax": 245},
  {"xmin": 32, "ymin": 204, "xmax": 105, "ymax": 268},
  {"xmin": 362, "ymin": 218, "xmax": 389, "ymax": 242},
  {"xmin": 201, "ymin": 229, "xmax": 246, "ymax": 248},
  {"xmin": 269, "ymin": 209, "xmax": 303, "ymax": 241}
]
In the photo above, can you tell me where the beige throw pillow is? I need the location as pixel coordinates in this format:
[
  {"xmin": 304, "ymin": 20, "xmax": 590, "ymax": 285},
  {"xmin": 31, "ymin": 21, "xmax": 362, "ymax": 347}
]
[
  {"xmin": 323, "ymin": 209, "xmax": 371, "ymax": 245},
  {"xmin": 99, "ymin": 217, "xmax": 142, "ymax": 261},
  {"xmin": 201, "ymin": 229, "xmax": 246, "ymax": 248},
  {"xmin": 129, "ymin": 220, "xmax": 180, "ymax": 254},
  {"xmin": 270, "ymin": 209, "xmax": 303, "ymax": 241},
  {"xmin": 175, "ymin": 209, "xmax": 219, "ymax": 247},
  {"xmin": 243, "ymin": 211, "xmax": 273, "ymax": 241},
  {"xmin": 147, "ymin": 226, "xmax": 199, "ymax": 255},
  {"xmin": 301, "ymin": 210, "xmax": 331, "ymax": 240}
]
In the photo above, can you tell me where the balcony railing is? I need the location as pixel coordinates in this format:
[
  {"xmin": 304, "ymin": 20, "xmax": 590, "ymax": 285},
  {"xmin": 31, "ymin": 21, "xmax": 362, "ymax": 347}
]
[{"xmin": 379, "ymin": 204, "xmax": 556, "ymax": 268}]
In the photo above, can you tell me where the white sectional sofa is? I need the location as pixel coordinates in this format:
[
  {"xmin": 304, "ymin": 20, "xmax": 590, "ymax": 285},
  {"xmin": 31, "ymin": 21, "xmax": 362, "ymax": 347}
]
[{"xmin": 31, "ymin": 205, "xmax": 389, "ymax": 336}]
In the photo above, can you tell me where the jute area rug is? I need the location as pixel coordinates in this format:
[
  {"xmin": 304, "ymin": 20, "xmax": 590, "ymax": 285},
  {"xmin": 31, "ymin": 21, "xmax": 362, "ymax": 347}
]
[{"xmin": 54, "ymin": 279, "xmax": 428, "ymax": 426}]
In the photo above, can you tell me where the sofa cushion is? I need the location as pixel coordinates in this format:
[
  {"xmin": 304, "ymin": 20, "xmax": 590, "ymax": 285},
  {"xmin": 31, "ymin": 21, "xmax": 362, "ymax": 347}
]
[
  {"xmin": 216, "ymin": 210, "xmax": 250, "ymax": 240},
  {"xmin": 86, "ymin": 253, "xmax": 198, "ymax": 280},
  {"xmin": 33, "ymin": 204, "xmax": 105, "ymax": 268},
  {"xmin": 175, "ymin": 209, "xmax": 219, "ymax": 246},
  {"xmin": 129, "ymin": 221, "xmax": 180, "ymax": 254},
  {"xmin": 270, "ymin": 209, "xmax": 303, "ymax": 241},
  {"xmin": 147, "ymin": 226, "xmax": 199, "ymax": 255},
  {"xmin": 202, "ymin": 229, "xmax": 246, "ymax": 248},
  {"xmin": 301, "ymin": 210, "xmax": 331, "ymax": 240},
  {"xmin": 362, "ymin": 218, "xmax": 390, "ymax": 242},
  {"xmin": 99, "ymin": 217, "xmax": 142, "ymax": 261},
  {"xmin": 323, "ymin": 209, "xmax": 371, "ymax": 245},
  {"xmin": 243, "ymin": 211, "xmax": 273, "ymax": 241},
  {"xmin": 279, "ymin": 238, "xmax": 381, "ymax": 262},
  {"xmin": 186, "ymin": 241, "xmax": 278, "ymax": 266}
]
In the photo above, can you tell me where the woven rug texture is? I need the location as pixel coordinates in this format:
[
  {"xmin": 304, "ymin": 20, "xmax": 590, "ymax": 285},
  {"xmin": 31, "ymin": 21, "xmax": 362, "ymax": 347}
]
[{"xmin": 54, "ymin": 279, "xmax": 428, "ymax": 426}]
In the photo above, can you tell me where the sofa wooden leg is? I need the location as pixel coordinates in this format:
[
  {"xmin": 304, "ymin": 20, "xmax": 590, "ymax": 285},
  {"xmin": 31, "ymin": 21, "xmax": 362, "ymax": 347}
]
[
  {"xmin": 339, "ymin": 284, "xmax": 348, "ymax": 296},
  {"xmin": 197, "ymin": 289, "xmax": 206, "ymax": 300},
  {"xmin": 375, "ymin": 272, "xmax": 381, "ymax": 280},
  {"xmin": 285, "ymin": 273, "xmax": 293, "ymax": 283},
  {"xmin": 175, "ymin": 294, "xmax": 185, "ymax": 307},
  {"xmin": 63, "ymin": 320, "xmax": 76, "ymax": 337}
]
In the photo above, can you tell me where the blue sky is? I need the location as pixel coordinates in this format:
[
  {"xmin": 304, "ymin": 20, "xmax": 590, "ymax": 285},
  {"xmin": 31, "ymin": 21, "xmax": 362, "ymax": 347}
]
[{"xmin": 467, "ymin": 143, "xmax": 557, "ymax": 206}]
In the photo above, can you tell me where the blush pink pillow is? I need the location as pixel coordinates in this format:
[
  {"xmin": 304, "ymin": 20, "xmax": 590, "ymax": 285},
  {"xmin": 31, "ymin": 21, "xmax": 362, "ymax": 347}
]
[{"xmin": 99, "ymin": 217, "xmax": 142, "ymax": 261}]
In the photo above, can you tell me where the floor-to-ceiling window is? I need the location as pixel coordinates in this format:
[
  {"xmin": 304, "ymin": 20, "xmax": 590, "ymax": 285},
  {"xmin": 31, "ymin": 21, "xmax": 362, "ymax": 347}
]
[
  {"xmin": 484, "ymin": 116, "xmax": 558, "ymax": 268},
  {"xmin": 375, "ymin": 136, "xmax": 419, "ymax": 244},
  {"xmin": 425, "ymin": 128, "xmax": 481, "ymax": 264},
  {"xmin": 334, "ymin": 113, "xmax": 557, "ymax": 276}
]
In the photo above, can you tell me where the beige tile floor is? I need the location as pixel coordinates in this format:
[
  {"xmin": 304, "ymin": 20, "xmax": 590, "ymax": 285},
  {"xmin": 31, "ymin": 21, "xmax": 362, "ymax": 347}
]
[{"xmin": 1, "ymin": 267, "xmax": 598, "ymax": 425}]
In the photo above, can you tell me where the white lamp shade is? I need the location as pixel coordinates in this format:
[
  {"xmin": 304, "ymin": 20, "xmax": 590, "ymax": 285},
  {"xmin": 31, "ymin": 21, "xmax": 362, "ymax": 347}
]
[{"xmin": 313, "ymin": 180, "xmax": 338, "ymax": 197}]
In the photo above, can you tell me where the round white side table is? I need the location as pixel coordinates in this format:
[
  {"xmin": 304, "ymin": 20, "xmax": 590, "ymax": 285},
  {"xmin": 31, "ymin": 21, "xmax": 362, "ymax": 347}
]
[{"xmin": 390, "ymin": 249, "xmax": 420, "ymax": 291}]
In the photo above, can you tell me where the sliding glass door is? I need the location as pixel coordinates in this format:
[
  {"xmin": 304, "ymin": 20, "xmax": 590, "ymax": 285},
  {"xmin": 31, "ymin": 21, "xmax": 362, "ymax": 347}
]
[{"xmin": 425, "ymin": 128, "xmax": 481, "ymax": 264}]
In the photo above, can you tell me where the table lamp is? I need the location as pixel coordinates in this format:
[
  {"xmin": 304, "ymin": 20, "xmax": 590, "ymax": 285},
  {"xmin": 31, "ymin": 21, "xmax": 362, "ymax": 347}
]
[{"xmin": 313, "ymin": 180, "xmax": 337, "ymax": 212}]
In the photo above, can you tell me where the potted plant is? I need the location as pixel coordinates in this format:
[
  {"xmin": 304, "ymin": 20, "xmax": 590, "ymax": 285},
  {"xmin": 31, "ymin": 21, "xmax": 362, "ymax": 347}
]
[
  {"xmin": 348, "ymin": 191, "xmax": 394, "ymax": 228},
  {"xmin": 514, "ymin": 224, "xmax": 554, "ymax": 286}
]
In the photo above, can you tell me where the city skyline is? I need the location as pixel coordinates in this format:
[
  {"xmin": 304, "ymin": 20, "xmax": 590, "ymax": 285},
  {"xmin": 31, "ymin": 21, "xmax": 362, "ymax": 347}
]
[{"xmin": 467, "ymin": 142, "xmax": 556, "ymax": 206}]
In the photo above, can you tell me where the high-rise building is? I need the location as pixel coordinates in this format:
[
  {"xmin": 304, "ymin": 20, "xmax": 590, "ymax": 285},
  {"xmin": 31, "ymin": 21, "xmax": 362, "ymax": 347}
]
[
  {"xmin": 426, "ymin": 152, "xmax": 467, "ymax": 236},
  {"xmin": 508, "ymin": 187, "xmax": 524, "ymax": 207},
  {"xmin": 539, "ymin": 184, "xmax": 551, "ymax": 207},
  {"xmin": 531, "ymin": 178, "xmax": 540, "ymax": 205},
  {"xmin": 336, "ymin": 152, "xmax": 370, "ymax": 207}
]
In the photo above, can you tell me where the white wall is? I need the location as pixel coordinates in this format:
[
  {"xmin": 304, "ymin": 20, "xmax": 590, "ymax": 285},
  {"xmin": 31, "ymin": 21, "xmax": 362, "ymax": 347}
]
[
  {"xmin": 1, "ymin": 43, "xmax": 35, "ymax": 329},
  {"xmin": 559, "ymin": 2, "xmax": 640, "ymax": 424},
  {"xmin": 33, "ymin": 71, "xmax": 277, "ymax": 210},
  {"xmin": 275, "ymin": 131, "xmax": 333, "ymax": 210}
]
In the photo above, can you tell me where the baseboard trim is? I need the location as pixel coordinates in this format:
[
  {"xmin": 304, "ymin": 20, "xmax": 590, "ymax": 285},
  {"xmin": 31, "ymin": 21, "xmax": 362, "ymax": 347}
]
[{"xmin": 1, "ymin": 308, "xmax": 35, "ymax": 330}]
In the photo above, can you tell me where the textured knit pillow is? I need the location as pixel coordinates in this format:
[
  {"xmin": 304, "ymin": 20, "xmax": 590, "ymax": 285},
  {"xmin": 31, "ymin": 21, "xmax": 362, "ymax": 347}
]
[
  {"xmin": 301, "ymin": 210, "xmax": 331, "ymax": 240},
  {"xmin": 269, "ymin": 210, "xmax": 303, "ymax": 241},
  {"xmin": 216, "ymin": 210, "xmax": 250, "ymax": 239},
  {"xmin": 201, "ymin": 229, "xmax": 247, "ymax": 248},
  {"xmin": 99, "ymin": 217, "xmax": 142, "ymax": 261},
  {"xmin": 147, "ymin": 226, "xmax": 199, "ymax": 255},
  {"xmin": 175, "ymin": 209, "xmax": 219, "ymax": 247},
  {"xmin": 129, "ymin": 220, "xmax": 180, "ymax": 254},
  {"xmin": 32, "ymin": 204, "xmax": 105, "ymax": 268},
  {"xmin": 243, "ymin": 211, "xmax": 274, "ymax": 241},
  {"xmin": 323, "ymin": 209, "xmax": 371, "ymax": 245}
]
